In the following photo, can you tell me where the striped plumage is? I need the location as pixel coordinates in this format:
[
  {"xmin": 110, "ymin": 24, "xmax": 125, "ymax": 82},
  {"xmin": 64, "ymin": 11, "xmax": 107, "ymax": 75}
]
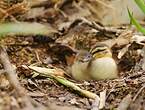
[{"xmin": 90, "ymin": 43, "xmax": 112, "ymax": 58}]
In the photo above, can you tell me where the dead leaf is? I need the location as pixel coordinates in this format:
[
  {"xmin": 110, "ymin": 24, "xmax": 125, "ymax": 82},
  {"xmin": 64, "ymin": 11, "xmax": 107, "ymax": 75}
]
[
  {"xmin": 118, "ymin": 44, "xmax": 131, "ymax": 59},
  {"xmin": 91, "ymin": 96, "xmax": 100, "ymax": 110},
  {"xmin": 22, "ymin": 65, "xmax": 64, "ymax": 77},
  {"xmin": 117, "ymin": 94, "xmax": 132, "ymax": 110},
  {"xmin": 99, "ymin": 90, "xmax": 106, "ymax": 109},
  {"xmin": 131, "ymin": 35, "xmax": 145, "ymax": 45}
]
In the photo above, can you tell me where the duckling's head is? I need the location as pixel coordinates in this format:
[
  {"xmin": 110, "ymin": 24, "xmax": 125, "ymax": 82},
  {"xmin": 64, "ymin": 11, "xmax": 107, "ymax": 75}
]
[
  {"xmin": 75, "ymin": 50, "xmax": 92, "ymax": 63},
  {"xmin": 90, "ymin": 43, "xmax": 112, "ymax": 59}
]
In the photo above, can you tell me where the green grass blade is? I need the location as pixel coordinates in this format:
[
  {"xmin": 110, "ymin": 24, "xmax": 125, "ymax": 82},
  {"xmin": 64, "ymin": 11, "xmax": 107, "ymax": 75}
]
[
  {"xmin": 128, "ymin": 9, "xmax": 145, "ymax": 35},
  {"xmin": 134, "ymin": 0, "xmax": 145, "ymax": 14}
]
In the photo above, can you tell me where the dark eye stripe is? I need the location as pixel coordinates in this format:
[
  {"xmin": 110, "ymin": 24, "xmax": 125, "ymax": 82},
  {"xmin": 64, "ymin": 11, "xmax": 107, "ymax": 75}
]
[
  {"xmin": 90, "ymin": 43, "xmax": 109, "ymax": 56},
  {"xmin": 91, "ymin": 49, "xmax": 106, "ymax": 55}
]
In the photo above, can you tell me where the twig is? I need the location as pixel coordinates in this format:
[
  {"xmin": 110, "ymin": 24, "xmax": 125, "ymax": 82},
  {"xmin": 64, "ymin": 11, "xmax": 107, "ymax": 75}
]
[
  {"xmin": 78, "ymin": 18, "xmax": 124, "ymax": 34},
  {"xmin": 91, "ymin": 97, "xmax": 99, "ymax": 110},
  {"xmin": 89, "ymin": 21, "xmax": 124, "ymax": 34},
  {"xmin": 0, "ymin": 46, "xmax": 35, "ymax": 110},
  {"xmin": 106, "ymin": 84, "xmax": 116, "ymax": 100},
  {"xmin": 99, "ymin": 90, "xmax": 106, "ymax": 109},
  {"xmin": 23, "ymin": 65, "xmax": 98, "ymax": 99},
  {"xmin": 133, "ymin": 84, "xmax": 145, "ymax": 102},
  {"xmin": 0, "ymin": 46, "xmax": 22, "ymax": 91},
  {"xmin": 117, "ymin": 94, "xmax": 132, "ymax": 110},
  {"xmin": 53, "ymin": 76, "xmax": 98, "ymax": 99}
]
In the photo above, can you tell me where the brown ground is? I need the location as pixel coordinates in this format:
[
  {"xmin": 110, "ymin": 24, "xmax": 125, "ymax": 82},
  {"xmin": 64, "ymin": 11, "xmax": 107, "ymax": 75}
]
[{"xmin": 0, "ymin": 0, "xmax": 145, "ymax": 110}]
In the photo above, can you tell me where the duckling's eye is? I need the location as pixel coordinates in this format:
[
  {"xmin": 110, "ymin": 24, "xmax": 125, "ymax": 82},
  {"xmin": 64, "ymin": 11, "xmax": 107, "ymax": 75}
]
[
  {"xmin": 79, "ymin": 53, "xmax": 92, "ymax": 62},
  {"xmin": 84, "ymin": 53, "xmax": 92, "ymax": 61}
]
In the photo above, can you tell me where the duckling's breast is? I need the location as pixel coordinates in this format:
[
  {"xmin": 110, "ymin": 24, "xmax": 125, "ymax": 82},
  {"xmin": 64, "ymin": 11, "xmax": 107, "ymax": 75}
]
[
  {"xmin": 90, "ymin": 57, "xmax": 118, "ymax": 80},
  {"xmin": 71, "ymin": 61, "xmax": 90, "ymax": 80}
]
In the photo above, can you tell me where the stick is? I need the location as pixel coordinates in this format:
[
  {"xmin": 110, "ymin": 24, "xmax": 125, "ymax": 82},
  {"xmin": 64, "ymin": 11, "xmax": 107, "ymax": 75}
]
[
  {"xmin": 0, "ymin": 46, "xmax": 35, "ymax": 110},
  {"xmin": 24, "ymin": 65, "xmax": 98, "ymax": 99},
  {"xmin": 133, "ymin": 84, "xmax": 145, "ymax": 102}
]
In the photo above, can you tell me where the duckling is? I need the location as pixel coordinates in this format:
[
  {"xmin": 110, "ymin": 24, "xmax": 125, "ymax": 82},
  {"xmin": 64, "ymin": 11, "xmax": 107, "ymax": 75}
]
[
  {"xmin": 71, "ymin": 43, "xmax": 118, "ymax": 80},
  {"xmin": 89, "ymin": 43, "xmax": 118, "ymax": 80}
]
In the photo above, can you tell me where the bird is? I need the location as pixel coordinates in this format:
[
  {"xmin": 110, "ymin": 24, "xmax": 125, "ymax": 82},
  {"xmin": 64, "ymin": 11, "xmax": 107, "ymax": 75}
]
[
  {"xmin": 70, "ymin": 43, "xmax": 118, "ymax": 80},
  {"xmin": 71, "ymin": 50, "xmax": 92, "ymax": 80}
]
